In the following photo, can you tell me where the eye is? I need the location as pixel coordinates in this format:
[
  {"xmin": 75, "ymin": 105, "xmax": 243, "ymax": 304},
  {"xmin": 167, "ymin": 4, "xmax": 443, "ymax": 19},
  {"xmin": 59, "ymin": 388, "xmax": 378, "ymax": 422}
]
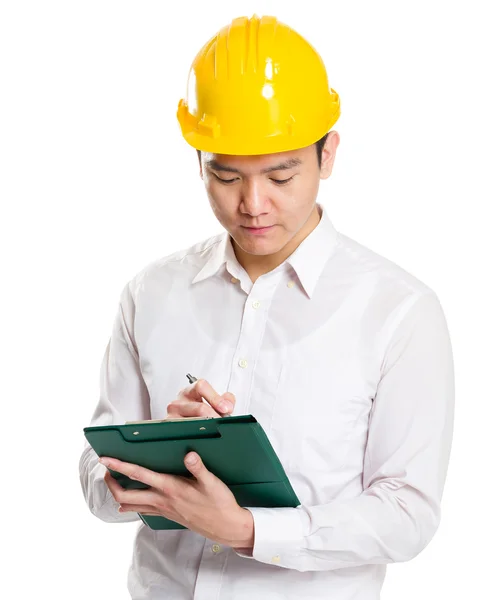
[
  {"xmin": 271, "ymin": 176, "xmax": 294, "ymax": 185},
  {"xmin": 212, "ymin": 173, "xmax": 238, "ymax": 184}
]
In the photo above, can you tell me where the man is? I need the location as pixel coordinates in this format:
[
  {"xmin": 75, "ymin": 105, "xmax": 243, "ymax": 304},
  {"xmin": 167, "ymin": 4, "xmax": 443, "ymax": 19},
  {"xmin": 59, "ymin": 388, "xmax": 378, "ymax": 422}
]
[{"xmin": 79, "ymin": 14, "xmax": 454, "ymax": 600}]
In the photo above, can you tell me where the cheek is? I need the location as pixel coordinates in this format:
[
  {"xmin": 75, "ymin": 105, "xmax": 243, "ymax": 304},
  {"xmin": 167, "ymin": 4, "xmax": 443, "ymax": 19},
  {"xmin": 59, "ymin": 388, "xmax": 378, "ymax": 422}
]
[
  {"xmin": 289, "ymin": 178, "xmax": 319, "ymax": 205},
  {"xmin": 205, "ymin": 186, "xmax": 234, "ymax": 221},
  {"xmin": 274, "ymin": 182, "xmax": 305, "ymax": 210},
  {"xmin": 206, "ymin": 181, "xmax": 234, "ymax": 205},
  {"xmin": 272, "ymin": 184, "xmax": 317, "ymax": 228}
]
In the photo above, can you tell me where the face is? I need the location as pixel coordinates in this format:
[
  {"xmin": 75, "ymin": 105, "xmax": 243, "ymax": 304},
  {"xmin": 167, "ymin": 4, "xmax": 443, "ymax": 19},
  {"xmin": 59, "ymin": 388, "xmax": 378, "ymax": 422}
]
[{"xmin": 199, "ymin": 132, "xmax": 340, "ymax": 276}]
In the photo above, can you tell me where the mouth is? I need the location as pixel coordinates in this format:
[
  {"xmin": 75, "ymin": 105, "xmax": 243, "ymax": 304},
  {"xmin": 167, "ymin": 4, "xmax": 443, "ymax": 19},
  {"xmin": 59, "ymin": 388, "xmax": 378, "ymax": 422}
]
[{"xmin": 242, "ymin": 225, "xmax": 275, "ymax": 235}]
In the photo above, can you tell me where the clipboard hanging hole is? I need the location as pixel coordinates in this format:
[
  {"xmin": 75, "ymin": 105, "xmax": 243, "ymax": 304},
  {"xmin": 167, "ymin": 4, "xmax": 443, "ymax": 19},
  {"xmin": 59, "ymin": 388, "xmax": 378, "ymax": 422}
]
[
  {"xmin": 199, "ymin": 427, "xmax": 206, "ymax": 430},
  {"xmin": 133, "ymin": 431, "xmax": 140, "ymax": 435}
]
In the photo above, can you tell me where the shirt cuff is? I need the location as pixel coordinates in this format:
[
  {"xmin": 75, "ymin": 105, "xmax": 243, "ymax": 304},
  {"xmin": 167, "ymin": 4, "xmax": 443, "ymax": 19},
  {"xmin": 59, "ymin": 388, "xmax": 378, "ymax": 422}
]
[{"xmin": 233, "ymin": 506, "xmax": 306, "ymax": 567}]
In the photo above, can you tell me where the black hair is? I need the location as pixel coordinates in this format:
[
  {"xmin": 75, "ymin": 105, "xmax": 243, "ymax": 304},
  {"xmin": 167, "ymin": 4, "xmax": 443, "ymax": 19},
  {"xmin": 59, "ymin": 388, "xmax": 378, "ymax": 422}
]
[
  {"xmin": 196, "ymin": 132, "xmax": 329, "ymax": 169},
  {"xmin": 314, "ymin": 132, "xmax": 329, "ymax": 169}
]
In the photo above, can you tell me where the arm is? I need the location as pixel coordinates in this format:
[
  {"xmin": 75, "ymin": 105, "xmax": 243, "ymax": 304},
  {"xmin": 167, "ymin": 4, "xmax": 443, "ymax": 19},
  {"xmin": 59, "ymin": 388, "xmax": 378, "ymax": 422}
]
[
  {"xmin": 79, "ymin": 280, "xmax": 151, "ymax": 523},
  {"xmin": 235, "ymin": 292, "xmax": 455, "ymax": 570}
]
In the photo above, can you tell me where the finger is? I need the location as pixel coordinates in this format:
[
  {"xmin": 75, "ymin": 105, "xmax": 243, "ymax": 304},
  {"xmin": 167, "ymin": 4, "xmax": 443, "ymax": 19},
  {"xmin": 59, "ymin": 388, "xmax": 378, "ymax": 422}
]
[
  {"xmin": 222, "ymin": 392, "xmax": 236, "ymax": 411},
  {"xmin": 184, "ymin": 452, "xmax": 214, "ymax": 486},
  {"xmin": 178, "ymin": 379, "xmax": 214, "ymax": 402},
  {"xmin": 194, "ymin": 380, "xmax": 235, "ymax": 414},
  {"xmin": 179, "ymin": 378, "xmax": 223, "ymax": 407},
  {"xmin": 176, "ymin": 379, "xmax": 235, "ymax": 415},
  {"xmin": 167, "ymin": 400, "xmax": 221, "ymax": 419},
  {"xmin": 100, "ymin": 457, "xmax": 167, "ymax": 489},
  {"xmin": 104, "ymin": 469, "xmax": 127, "ymax": 496},
  {"xmin": 118, "ymin": 504, "xmax": 162, "ymax": 515},
  {"xmin": 104, "ymin": 470, "xmax": 160, "ymax": 506}
]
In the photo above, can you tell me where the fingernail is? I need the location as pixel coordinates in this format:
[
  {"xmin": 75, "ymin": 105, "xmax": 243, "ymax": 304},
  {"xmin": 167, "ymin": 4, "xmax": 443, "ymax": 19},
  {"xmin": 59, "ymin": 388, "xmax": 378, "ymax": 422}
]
[
  {"xmin": 185, "ymin": 453, "xmax": 197, "ymax": 465},
  {"xmin": 219, "ymin": 399, "xmax": 233, "ymax": 413}
]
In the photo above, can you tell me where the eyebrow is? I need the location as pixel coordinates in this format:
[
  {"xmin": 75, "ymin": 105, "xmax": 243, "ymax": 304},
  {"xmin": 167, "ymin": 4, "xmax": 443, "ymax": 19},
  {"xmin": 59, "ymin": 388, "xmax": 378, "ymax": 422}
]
[{"xmin": 205, "ymin": 157, "xmax": 302, "ymax": 174}]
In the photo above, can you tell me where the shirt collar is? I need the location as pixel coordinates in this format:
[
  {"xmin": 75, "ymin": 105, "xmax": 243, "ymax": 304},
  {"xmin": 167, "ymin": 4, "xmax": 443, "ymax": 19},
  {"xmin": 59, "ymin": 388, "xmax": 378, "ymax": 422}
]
[
  {"xmin": 192, "ymin": 203, "xmax": 338, "ymax": 298},
  {"xmin": 286, "ymin": 203, "xmax": 338, "ymax": 297},
  {"xmin": 192, "ymin": 227, "xmax": 243, "ymax": 285}
]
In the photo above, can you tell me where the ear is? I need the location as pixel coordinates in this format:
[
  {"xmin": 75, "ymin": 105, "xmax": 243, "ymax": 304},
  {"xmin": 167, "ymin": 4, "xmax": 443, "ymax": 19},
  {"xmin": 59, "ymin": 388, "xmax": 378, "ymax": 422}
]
[{"xmin": 320, "ymin": 131, "xmax": 340, "ymax": 180}]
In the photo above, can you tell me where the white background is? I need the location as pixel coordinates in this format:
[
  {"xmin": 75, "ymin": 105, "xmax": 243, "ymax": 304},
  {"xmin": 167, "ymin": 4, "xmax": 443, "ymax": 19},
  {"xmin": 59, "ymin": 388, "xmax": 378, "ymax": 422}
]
[{"xmin": 1, "ymin": 1, "xmax": 478, "ymax": 598}]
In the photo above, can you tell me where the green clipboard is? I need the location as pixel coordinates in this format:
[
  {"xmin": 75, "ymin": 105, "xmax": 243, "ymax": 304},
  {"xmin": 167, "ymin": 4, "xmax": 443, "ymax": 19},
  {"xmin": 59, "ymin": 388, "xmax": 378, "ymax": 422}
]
[{"xmin": 83, "ymin": 414, "xmax": 300, "ymax": 530}]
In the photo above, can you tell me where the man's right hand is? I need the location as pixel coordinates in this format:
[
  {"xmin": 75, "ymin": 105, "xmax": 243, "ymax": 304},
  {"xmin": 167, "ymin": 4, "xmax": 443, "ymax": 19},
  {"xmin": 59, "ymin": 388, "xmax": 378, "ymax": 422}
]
[{"xmin": 166, "ymin": 379, "xmax": 236, "ymax": 419}]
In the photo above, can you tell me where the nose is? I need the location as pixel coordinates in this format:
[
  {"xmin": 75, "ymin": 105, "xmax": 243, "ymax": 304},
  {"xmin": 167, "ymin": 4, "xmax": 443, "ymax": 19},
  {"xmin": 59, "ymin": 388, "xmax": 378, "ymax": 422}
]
[{"xmin": 240, "ymin": 178, "xmax": 270, "ymax": 216}]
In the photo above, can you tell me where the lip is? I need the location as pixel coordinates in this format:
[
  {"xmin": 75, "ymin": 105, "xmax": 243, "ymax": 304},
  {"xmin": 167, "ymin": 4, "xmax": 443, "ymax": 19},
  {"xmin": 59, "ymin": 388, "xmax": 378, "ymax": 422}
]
[{"xmin": 242, "ymin": 225, "xmax": 275, "ymax": 235}]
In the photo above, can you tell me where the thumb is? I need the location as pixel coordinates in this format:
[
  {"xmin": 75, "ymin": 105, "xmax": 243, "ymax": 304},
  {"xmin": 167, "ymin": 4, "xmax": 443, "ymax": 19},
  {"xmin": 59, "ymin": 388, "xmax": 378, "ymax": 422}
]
[{"xmin": 184, "ymin": 452, "xmax": 211, "ymax": 483}]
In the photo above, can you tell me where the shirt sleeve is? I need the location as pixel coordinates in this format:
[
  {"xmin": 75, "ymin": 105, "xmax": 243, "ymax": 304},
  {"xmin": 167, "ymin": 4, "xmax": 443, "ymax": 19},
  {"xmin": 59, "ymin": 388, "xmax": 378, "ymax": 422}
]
[
  {"xmin": 234, "ymin": 291, "xmax": 455, "ymax": 571},
  {"xmin": 79, "ymin": 280, "xmax": 151, "ymax": 523}
]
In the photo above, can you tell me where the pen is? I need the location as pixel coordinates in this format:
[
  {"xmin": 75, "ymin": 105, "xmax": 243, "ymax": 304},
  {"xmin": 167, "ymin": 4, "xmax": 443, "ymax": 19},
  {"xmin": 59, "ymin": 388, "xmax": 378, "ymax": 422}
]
[
  {"xmin": 186, "ymin": 373, "xmax": 210, "ymax": 409},
  {"xmin": 186, "ymin": 373, "xmax": 197, "ymax": 384},
  {"xmin": 186, "ymin": 373, "xmax": 232, "ymax": 416}
]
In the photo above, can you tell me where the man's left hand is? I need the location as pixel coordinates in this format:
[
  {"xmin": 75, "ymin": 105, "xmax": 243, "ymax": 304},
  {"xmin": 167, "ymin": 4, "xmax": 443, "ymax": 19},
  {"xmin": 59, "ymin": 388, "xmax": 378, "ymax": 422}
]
[{"xmin": 100, "ymin": 452, "xmax": 254, "ymax": 549}]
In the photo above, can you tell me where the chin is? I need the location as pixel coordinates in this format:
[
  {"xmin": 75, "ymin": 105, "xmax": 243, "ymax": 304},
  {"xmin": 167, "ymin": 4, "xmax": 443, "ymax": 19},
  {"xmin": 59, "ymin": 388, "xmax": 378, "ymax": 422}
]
[{"xmin": 241, "ymin": 238, "xmax": 286, "ymax": 256}]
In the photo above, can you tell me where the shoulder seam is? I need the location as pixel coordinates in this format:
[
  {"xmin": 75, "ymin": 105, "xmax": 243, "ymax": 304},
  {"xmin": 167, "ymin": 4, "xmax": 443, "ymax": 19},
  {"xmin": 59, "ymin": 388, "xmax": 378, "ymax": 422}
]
[{"xmin": 129, "ymin": 234, "xmax": 224, "ymax": 294}]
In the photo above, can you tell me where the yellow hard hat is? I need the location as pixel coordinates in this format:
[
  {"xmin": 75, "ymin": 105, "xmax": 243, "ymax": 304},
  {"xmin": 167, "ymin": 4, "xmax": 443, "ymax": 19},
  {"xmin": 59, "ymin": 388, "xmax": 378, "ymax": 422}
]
[{"xmin": 177, "ymin": 14, "xmax": 340, "ymax": 155}]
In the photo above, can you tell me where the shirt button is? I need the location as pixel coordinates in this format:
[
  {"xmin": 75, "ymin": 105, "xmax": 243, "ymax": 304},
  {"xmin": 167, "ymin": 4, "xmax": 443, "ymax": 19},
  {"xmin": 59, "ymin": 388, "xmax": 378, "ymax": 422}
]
[
  {"xmin": 287, "ymin": 281, "xmax": 295, "ymax": 288},
  {"xmin": 212, "ymin": 544, "xmax": 221, "ymax": 553},
  {"xmin": 238, "ymin": 358, "xmax": 248, "ymax": 369},
  {"xmin": 252, "ymin": 300, "xmax": 261, "ymax": 309},
  {"xmin": 231, "ymin": 276, "xmax": 239, "ymax": 283},
  {"xmin": 271, "ymin": 555, "xmax": 281, "ymax": 563}
]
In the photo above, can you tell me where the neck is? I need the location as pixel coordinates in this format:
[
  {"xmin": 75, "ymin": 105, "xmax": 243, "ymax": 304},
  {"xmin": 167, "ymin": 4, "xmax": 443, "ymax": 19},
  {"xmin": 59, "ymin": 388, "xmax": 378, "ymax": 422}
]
[{"xmin": 232, "ymin": 205, "xmax": 322, "ymax": 283}]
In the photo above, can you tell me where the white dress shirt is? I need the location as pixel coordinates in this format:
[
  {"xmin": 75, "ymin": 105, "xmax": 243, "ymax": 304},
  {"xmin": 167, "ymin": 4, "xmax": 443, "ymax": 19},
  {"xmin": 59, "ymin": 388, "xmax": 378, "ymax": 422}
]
[{"xmin": 79, "ymin": 203, "xmax": 454, "ymax": 599}]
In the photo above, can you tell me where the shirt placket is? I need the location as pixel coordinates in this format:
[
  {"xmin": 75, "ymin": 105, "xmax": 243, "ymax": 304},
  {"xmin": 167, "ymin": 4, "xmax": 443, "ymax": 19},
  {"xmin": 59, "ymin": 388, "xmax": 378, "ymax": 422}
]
[
  {"xmin": 192, "ymin": 539, "xmax": 231, "ymax": 600},
  {"xmin": 227, "ymin": 272, "xmax": 280, "ymax": 415},
  {"xmin": 193, "ymin": 270, "xmax": 283, "ymax": 600}
]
